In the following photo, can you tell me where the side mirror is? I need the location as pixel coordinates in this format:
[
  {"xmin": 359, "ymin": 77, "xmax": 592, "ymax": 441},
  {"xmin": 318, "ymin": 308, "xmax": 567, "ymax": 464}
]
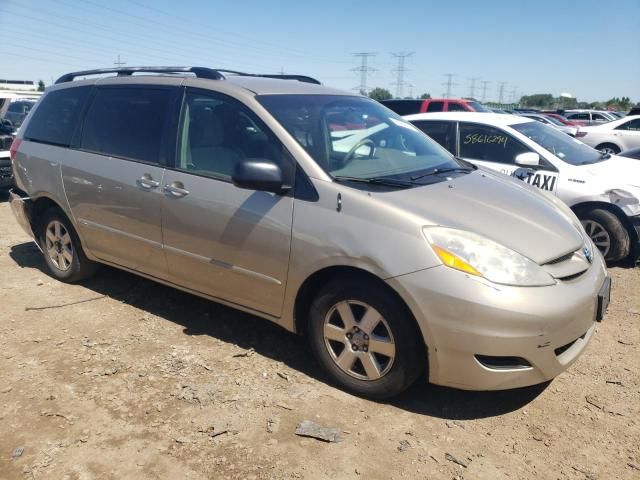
[
  {"xmin": 232, "ymin": 159, "xmax": 289, "ymax": 194},
  {"xmin": 515, "ymin": 152, "xmax": 540, "ymax": 167}
]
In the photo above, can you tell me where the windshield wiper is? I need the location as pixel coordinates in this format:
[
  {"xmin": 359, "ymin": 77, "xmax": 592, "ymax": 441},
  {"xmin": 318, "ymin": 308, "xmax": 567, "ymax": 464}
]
[
  {"xmin": 410, "ymin": 167, "xmax": 473, "ymax": 181},
  {"xmin": 333, "ymin": 176, "xmax": 414, "ymax": 188}
]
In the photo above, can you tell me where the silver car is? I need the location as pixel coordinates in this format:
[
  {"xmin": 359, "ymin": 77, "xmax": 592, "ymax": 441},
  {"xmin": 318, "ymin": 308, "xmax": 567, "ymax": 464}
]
[{"xmin": 9, "ymin": 67, "xmax": 610, "ymax": 398}]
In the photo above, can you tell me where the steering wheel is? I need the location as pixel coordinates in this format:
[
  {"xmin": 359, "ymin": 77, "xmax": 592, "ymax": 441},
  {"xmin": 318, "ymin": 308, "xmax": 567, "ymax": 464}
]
[{"xmin": 343, "ymin": 138, "xmax": 376, "ymax": 166}]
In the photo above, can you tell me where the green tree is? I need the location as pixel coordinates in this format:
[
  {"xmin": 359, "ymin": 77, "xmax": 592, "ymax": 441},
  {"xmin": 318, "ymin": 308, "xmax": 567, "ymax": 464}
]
[
  {"xmin": 520, "ymin": 94, "xmax": 554, "ymax": 108},
  {"xmin": 37, "ymin": 80, "xmax": 45, "ymax": 92},
  {"xmin": 368, "ymin": 87, "xmax": 393, "ymax": 102},
  {"xmin": 419, "ymin": 93, "xmax": 431, "ymax": 99}
]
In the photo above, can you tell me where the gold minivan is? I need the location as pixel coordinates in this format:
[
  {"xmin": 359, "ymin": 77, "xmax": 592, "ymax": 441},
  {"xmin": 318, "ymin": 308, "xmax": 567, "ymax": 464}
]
[{"xmin": 10, "ymin": 67, "xmax": 610, "ymax": 398}]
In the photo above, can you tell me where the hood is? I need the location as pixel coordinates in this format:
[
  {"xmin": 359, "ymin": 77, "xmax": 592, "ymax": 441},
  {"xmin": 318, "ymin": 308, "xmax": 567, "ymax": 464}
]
[
  {"xmin": 380, "ymin": 170, "xmax": 583, "ymax": 264},
  {"xmin": 582, "ymin": 155, "xmax": 640, "ymax": 188}
]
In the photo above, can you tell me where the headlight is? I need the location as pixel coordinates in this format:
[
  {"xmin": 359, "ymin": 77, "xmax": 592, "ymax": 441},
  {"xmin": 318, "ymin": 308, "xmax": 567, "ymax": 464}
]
[
  {"xmin": 607, "ymin": 189, "xmax": 640, "ymax": 216},
  {"xmin": 423, "ymin": 227, "xmax": 555, "ymax": 287}
]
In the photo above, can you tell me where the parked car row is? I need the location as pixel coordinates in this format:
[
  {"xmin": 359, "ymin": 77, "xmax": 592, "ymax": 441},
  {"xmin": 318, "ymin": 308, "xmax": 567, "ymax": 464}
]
[{"xmin": 7, "ymin": 67, "xmax": 617, "ymax": 400}]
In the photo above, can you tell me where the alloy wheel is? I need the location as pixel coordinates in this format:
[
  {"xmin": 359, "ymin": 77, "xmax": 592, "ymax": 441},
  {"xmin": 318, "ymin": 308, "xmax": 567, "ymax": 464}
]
[
  {"xmin": 45, "ymin": 220, "xmax": 73, "ymax": 271},
  {"xmin": 581, "ymin": 220, "xmax": 611, "ymax": 257},
  {"xmin": 323, "ymin": 300, "xmax": 396, "ymax": 381}
]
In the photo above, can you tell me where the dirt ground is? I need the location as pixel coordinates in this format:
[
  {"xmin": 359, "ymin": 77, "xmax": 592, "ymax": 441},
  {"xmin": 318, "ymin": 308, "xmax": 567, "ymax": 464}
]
[{"xmin": 0, "ymin": 191, "xmax": 638, "ymax": 480}]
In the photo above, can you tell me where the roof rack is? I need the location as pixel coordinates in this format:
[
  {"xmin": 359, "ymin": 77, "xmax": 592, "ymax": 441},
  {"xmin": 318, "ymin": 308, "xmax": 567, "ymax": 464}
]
[
  {"xmin": 216, "ymin": 70, "xmax": 321, "ymax": 85},
  {"xmin": 54, "ymin": 66, "xmax": 321, "ymax": 85}
]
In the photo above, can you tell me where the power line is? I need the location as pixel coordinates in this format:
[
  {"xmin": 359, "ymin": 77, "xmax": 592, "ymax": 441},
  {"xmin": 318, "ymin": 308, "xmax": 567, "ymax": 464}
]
[
  {"xmin": 391, "ymin": 52, "xmax": 414, "ymax": 99},
  {"xmin": 442, "ymin": 73, "xmax": 457, "ymax": 98},
  {"xmin": 468, "ymin": 77, "xmax": 480, "ymax": 99},
  {"xmin": 352, "ymin": 52, "xmax": 376, "ymax": 94},
  {"xmin": 480, "ymin": 81, "xmax": 490, "ymax": 102}
]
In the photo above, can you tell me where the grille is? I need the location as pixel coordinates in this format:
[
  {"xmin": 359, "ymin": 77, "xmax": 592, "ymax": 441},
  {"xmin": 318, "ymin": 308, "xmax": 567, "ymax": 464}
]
[{"xmin": 544, "ymin": 252, "xmax": 574, "ymax": 265}]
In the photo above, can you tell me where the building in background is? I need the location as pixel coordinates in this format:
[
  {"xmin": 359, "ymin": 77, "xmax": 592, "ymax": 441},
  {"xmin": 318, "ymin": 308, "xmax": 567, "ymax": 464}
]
[{"xmin": 0, "ymin": 80, "xmax": 36, "ymax": 91}]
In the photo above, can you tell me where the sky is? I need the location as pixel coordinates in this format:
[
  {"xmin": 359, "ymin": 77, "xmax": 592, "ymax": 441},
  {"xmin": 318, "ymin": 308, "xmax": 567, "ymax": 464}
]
[{"xmin": 1, "ymin": 0, "xmax": 639, "ymax": 102}]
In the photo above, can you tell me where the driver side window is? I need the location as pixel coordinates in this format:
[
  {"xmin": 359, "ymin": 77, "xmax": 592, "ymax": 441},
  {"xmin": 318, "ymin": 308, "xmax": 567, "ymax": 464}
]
[
  {"xmin": 459, "ymin": 123, "xmax": 530, "ymax": 165},
  {"xmin": 177, "ymin": 90, "xmax": 294, "ymax": 182}
]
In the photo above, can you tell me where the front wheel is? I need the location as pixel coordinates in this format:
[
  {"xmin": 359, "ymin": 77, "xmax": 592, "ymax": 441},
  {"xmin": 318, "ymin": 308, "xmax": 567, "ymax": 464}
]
[
  {"xmin": 580, "ymin": 208, "xmax": 630, "ymax": 262},
  {"xmin": 38, "ymin": 207, "xmax": 98, "ymax": 282},
  {"xmin": 595, "ymin": 143, "xmax": 620, "ymax": 155},
  {"xmin": 307, "ymin": 278, "xmax": 425, "ymax": 399}
]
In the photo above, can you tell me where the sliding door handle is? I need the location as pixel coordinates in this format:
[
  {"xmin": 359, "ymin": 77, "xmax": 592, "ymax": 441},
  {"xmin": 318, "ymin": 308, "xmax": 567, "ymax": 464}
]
[{"xmin": 163, "ymin": 182, "xmax": 190, "ymax": 197}]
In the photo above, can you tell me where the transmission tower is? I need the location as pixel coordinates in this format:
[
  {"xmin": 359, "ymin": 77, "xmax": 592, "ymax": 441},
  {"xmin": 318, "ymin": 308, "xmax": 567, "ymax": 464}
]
[
  {"xmin": 114, "ymin": 54, "xmax": 126, "ymax": 67},
  {"xmin": 468, "ymin": 77, "xmax": 480, "ymax": 99},
  {"xmin": 352, "ymin": 52, "xmax": 377, "ymax": 94},
  {"xmin": 497, "ymin": 82, "xmax": 507, "ymax": 103},
  {"xmin": 509, "ymin": 86, "xmax": 519, "ymax": 103},
  {"xmin": 442, "ymin": 73, "xmax": 458, "ymax": 98},
  {"xmin": 391, "ymin": 52, "xmax": 414, "ymax": 99},
  {"xmin": 406, "ymin": 83, "xmax": 415, "ymax": 99},
  {"xmin": 480, "ymin": 80, "xmax": 490, "ymax": 102}
]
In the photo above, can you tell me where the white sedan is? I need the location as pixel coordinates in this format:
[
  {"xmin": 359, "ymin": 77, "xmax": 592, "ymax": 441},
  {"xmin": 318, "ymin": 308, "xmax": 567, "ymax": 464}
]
[
  {"xmin": 405, "ymin": 112, "xmax": 640, "ymax": 263},
  {"xmin": 576, "ymin": 115, "xmax": 640, "ymax": 155}
]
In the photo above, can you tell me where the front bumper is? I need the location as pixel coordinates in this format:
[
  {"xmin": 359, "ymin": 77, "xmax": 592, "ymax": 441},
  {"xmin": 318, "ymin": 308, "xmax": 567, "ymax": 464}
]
[{"xmin": 387, "ymin": 258, "xmax": 608, "ymax": 390}]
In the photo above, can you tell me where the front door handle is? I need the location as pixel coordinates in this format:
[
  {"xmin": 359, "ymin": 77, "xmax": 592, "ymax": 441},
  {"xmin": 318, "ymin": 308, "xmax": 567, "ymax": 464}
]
[
  {"xmin": 163, "ymin": 182, "xmax": 190, "ymax": 197},
  {"xmin": 136, "ymin": 174, "xmax": 160, "ymax": 190}
]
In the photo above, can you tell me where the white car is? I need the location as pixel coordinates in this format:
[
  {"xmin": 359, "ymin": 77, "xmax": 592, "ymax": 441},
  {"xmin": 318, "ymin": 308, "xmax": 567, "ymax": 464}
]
[
  {"xmin": 564, "ymin": 110, "xmax": 617, "ymax": 126},
  {"xmin": 576, "ymin": 115, "xmax": 640, "ymax": 155},
  {"xmin": 406, "ymin": 112, "xmax": 640, "ymax": 263}
]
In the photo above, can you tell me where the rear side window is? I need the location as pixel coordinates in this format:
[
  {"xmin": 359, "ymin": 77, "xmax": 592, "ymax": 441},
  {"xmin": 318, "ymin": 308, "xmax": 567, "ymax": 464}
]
[
  {"xmin": 412, "ymin": 120, "xmax": 456, "ymax": 154},
  {"xmin": 567, "ymin": 113, "xmax": 589, "ymax": 121},
  {"xmin": 591, "ymin": 113, "xmax": 608, "ymax": 121},
  {"xmin": 24, "ymin": 87, "xmax": 89, "ymax": 147},
  {"xmin": 81, "ymin": 87, "xmax": 175, "ymax": 164},
  {"xmin": 447, "ymin": 102, "xmax": 468, "ymax": 112},
  {"xmin": 616, "ymin": 118, "xmax": 640, "ymax": 131},
  {"xmin": 459, "ymin": 122, "xmax": 530, "ymax": 164},
  {"xmin": 380, "ymin": 100, "xmax": 423, "ymax": 116},
  {"xmin": 426, "ymin": 101, "xmax": 444, "ymax": 112}
]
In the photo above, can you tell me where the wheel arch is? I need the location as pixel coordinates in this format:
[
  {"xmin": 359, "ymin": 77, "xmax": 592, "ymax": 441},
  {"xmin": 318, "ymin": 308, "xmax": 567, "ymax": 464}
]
[
  {"xmin": 571, "ymin": 200, "xmax": 638, "ymax": 258},
  {"xmin": 594, "ymin": 141, "xmax": 621, "ymax": 153},
  {"xmin": 293, "ymin": 265, "xmax": 424, "ymax": 343}
]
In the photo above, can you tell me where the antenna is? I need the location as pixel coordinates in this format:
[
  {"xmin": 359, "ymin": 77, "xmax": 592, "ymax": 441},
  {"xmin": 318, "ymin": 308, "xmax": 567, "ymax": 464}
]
[
  {"xmin": 352, "ymin": 52, "xmax": 376, "ymax": 94},
  {"xmin": 442, "ymin": 73, "xmax": 457, "ymax": 98},
  {"xmin": 391, "ymin": 52, "xmax": 414, "ymax": 99}
]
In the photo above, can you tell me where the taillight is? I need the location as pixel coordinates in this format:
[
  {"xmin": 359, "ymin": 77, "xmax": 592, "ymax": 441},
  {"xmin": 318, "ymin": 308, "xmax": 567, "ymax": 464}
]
[
  {"xmin": 9, "ymin": 138, "xmax": 22, "ymax": 163},
  {"xmin": 575, "ymin": 131, "xmax": 588, "ymax": 138}
]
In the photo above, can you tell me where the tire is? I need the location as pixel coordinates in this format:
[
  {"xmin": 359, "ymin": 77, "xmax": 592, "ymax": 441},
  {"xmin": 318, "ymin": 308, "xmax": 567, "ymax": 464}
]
[
  {"xmin": 307, "ymin": 277, "xmax": 425, "ymax": 399},
  {"xmin": 38, "ymin": 207, "xmax": 98, "ymax": 282},
  {"xmin": 579, "ymin": 208, "xmax": 630, "ymax": 263},
  {"xmin": 595, "ymin": 143, "xmax": 621, "ymax": 155}
]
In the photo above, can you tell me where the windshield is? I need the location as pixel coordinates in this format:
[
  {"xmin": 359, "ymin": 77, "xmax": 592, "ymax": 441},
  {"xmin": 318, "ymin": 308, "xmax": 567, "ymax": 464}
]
[
  {"xmin": 511, "ymin": 121, "xmax": 602, "ymax": 165},
  {"xmin": 467, "ymin": 101, "xmax": 491, "ymax": 112},
  {"xmin": 540, "ymin": 115, "xmax": 564, "ymax": 126},
  {"xmin": 258, "ymin": 94, "xmax": 463, "ymax": 184}
]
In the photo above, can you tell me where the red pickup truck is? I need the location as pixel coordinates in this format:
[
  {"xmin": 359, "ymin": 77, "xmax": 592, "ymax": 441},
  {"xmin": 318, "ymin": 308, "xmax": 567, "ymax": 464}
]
[{"xmin": 380, "ymin": 98, "xmax": 491, "ymax": 115}]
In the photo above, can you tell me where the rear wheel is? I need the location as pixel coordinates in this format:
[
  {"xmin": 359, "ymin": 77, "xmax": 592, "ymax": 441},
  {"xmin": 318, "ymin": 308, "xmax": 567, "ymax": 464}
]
[
  {"xmin": 38, "ymin": 208, "xmax": 98, "ymax": 282},
  {"xmin": 307, "ymin": 278, "xmax": 425, "ymax": 399},
  {"xmin": 595, "ymin": 143, "xmax": 620, "ymax": 155},
  {"xmin": 579, "ymin": 208, "xmax": 630, "ymax": 262}
]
